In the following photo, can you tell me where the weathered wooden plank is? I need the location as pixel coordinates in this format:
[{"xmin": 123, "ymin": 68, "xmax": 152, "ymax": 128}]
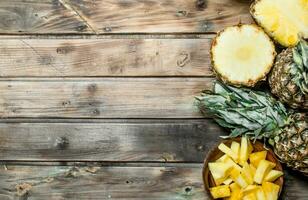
[
  {"xmin": 66, "ymin": 0, "xmax": 253, "ymax": 33},
  {"xmin": 0, "ymin": 120, "xmax": 223, "ymax": 161},
  {"xmin": 0, "ymin": 164, "xmax": 307, "ymax": 200},
  {"xmin": 0, "ymin": 0, "xmax": 92, "ymax": 34},
  {"xmin": 0, "ymin": 0, "xmax": 252, "ymax": 34},
  {"xmin": 0, "ymin": 78, "xmax": 212, "ymax": 118},
  {"xmin": 0, "ymin": 38, "xmax": 212, "ymax": 77},
  {"xmin": 0, "ymin": 164, "xmax": 206, "ymax": 200}
]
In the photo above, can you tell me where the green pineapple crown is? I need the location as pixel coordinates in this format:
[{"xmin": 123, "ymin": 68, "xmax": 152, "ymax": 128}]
[
  {"xmin": 195, "ymin": 81, "xmax": 292, "ymax": 140},
  {"xmin": 292, "ymin": 39, "xmax": 308, "ymax": 95}
]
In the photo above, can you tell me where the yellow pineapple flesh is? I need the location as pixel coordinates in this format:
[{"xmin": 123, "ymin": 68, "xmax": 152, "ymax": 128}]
[
  {"xmin": 251, "ymin": 0, "xmax": 308, "ymax": 47},
  {"xmin": 211, "ymin": 24, "xmax": 276, "ymax": 87},
  {"xmin": 210, "ymin": 185, "xmax": 231, "ymax": 199}
]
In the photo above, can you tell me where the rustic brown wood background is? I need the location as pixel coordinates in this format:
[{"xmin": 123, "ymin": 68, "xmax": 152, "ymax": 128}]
[{"xmin": 0, "ymin": 0, "xmax": 307, "ymax": 199}]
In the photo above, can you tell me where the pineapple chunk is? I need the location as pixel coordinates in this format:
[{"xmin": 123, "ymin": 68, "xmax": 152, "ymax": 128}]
[
  {"xmin": 240, "ymin": 137, "xmax": 253, "ymax": 165},
  {"xmin": 241, "ymin": 162, "xmax": 255, "ymax": 185},
  {"xmin": 249, "ymin": 151, "xmax": 267, "ymax": 168},
  {"xmin": 218, "ymin": 143, "xmax": 238, "ymax": 161},
  {"xmin": 229, "ymin": 190, "xmax": 243, "ymax": 200},
  {"xmin": 256, "ymin": 187, "xmax": 267, "ymax": 200},
  {"xmin": 243, "ymin": 185, "xmax": 259, "ymax": 195},
  {"xmin": 223, "ymin": 178, "xmax": 233, "ymax": 185},
  {"xmin": 264, "ymin": 170, "xmax": 283, "ymax": 182},
  {"xmin": 243, "ymin": 193, "xmax": 257, "ymax": 200},
  {"xmin": 251, "ymin": 0, "xmax": 308, "ymax": 47},
  {"xmin": 254, "ymin": 160, "xmax": 276, "ymax": 184},
  {"xmin": 250, "ymin": 164, "xmax": 256, "ymax": 175},
  {"xmin": 229, "ymin": 183, "xmax": 243, "ymax": 200},
  {"xmin": 210, "ymin": 185, "xmax": 231, "ymax": 199},
  {"xmin": 231, "ymin": 141, "xmax": 240, "ymax": 161},
  {"xmin": 209, "ymin": 162, "xmax": 233, "ymax": 185},
  {"xmin": 230, "ymin": 169, "xmax": 248, "ymax": 188},
  {"xmin": 230, "ymin": 183, "xmax": 241, "ymax": 192},
  {"xmin": 216, "ymin": 154, "xmax": 229, "ymax": 163},
  {"xmin": 262, "ymin": 182, "xmax": 280, "ymax": 200},
  {"xmin": 225, "ymin": 156, "xmax": 242, "ymax": 172}
]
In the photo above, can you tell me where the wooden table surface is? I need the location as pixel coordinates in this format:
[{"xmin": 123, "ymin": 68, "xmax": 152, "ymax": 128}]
[{"xmin": 0, "ymin": 0, "xmax": 307, "ymax": 199}]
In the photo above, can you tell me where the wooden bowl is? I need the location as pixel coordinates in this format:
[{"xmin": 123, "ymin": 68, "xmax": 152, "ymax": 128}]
[{"xmin": 203, "ymin": 137, "xmax": 283, "ymax": 199}]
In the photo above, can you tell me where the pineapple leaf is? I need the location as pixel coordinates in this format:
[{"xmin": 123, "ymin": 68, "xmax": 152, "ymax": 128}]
[{"xmin": 195, "ymin": 81, "xmax": 290, "ymax": 139}]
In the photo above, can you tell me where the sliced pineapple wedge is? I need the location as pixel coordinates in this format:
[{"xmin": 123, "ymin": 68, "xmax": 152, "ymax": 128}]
[
  {"xmin": 211, "ymin": 24, "xmax": 276, "ymax": 87},
  {"xmin": 208, "ymin": 137, "xmax": 283, "ymax": 199},
  {"xmin": 249, "ymin": 151, "xmax": 267, "ymax": 168},
  {"xmin": 210, "ymin": 185, "xmax": 231, "ymax": 199},
  {"xmin": 240, "ymin": 136, "xmax": 254, "ymax": 166},
  {"xmin": 254, "ymin": 160, "xmax": 276, "ymax": 184},
  {"xmin": 264, "ymin": 170, "xmax": 284, "ymax": 182},
  {"xmin": 218, "ymin": 143, "xmax": 239, "ymax": 161},
  {"xmin": 241, "ymin": 162, "xmax": 255, "ymax": 185},
  {"xmin": 262, "ymin": 182, "xmax": 280, "ymax": 200},
  {"xmin": 208, "ymin": 162, "xmax": 234, "ymax": 185},
  {"xmin": 251, "ymin": 0, "xmax": 308, "ymax": 47}
]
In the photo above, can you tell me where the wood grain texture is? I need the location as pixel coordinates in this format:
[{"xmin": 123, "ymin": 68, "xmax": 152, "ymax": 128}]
[
  {"xmin": 0, "ymin": 38, "xmax": 212, "ymax": 77},
  {"xmin": 0, "ymin": 0, "xmax": 92, "ymax": 34},
  {"xmin": 0, "ymin": 78, "xmax": 212, "ymax": 118},
  {"xmin": 66, "ymin": 0, "xmax": 253, "ymax": 33},
  {"xmin": 0, "ymin": 0, "xmax": 253, "ymax": 34},
  {"xmin": 0, "ymin": 164, "xmax": 207, "ymax": 200},
  {"xmin": 0, "ymin": 164, "xmax": 307, "ymax": 200},
  {"xmin": 0, "ymin": 120, "xmax": 224, "ymax": 161}
]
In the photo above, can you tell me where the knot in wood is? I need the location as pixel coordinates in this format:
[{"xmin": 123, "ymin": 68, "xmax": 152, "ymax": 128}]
[
  {"xmin": 177, "ymin": 52, "xmax": 190, "ymax": 67},
  {"xmin": 104, "ymin": 27, "xmax": 112, "ymax": 32},
  {"xmin": 176, "ymin": 10, "xmax": 187, "ymax": 17},
  {"xmin": 55, "ymin": 136, "xmax": 69, "ymax": 150},
  {"xmin": 196, "ymin": 0, "xmax": 206, "ymax": 9},
  {"xmin": 15, "ymin": 183, "xmax": 32, "ymax": 197}
]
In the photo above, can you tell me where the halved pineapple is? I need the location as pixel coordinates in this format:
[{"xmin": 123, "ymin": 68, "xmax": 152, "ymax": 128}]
[
  {"xmin": 251, "ymin": 0, "xmax": 308, "ymax": 47},
  {"xmin": 211, "ymin": 24, "xmax": 276, "ymax": 87}
]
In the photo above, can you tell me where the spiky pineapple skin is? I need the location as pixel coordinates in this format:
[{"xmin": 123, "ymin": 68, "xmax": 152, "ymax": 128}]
[
  {"xmin": 274, "ymin": 113, "xmax": 308, "ymax": 175},
  {"xmin": 269, "ymin": 48, "xmax": 308, "ymax": 109}
]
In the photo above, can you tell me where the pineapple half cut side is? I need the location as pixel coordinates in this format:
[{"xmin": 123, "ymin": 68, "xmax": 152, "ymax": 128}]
[
  {"xmin": 211, "ymin": 24, "xmax": 276, "ymax": 87},
  {"xmin": 251, "ymin": 0, "xmax": 308, "ymax": 47}
]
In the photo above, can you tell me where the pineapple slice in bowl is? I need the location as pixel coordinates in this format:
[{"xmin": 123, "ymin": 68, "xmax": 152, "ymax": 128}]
[{"xmin": 203, "ymin": 137, "xmax": 283, "ymax": 199}]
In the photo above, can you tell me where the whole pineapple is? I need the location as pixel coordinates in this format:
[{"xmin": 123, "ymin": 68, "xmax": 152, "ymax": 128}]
[
  {"xmin": 269, "ymin": 40, "xmax": 308, "ymax": 109},
  {"xmin": 196, "ymin": 82, "xmax": 308, "ymax": 175}
]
